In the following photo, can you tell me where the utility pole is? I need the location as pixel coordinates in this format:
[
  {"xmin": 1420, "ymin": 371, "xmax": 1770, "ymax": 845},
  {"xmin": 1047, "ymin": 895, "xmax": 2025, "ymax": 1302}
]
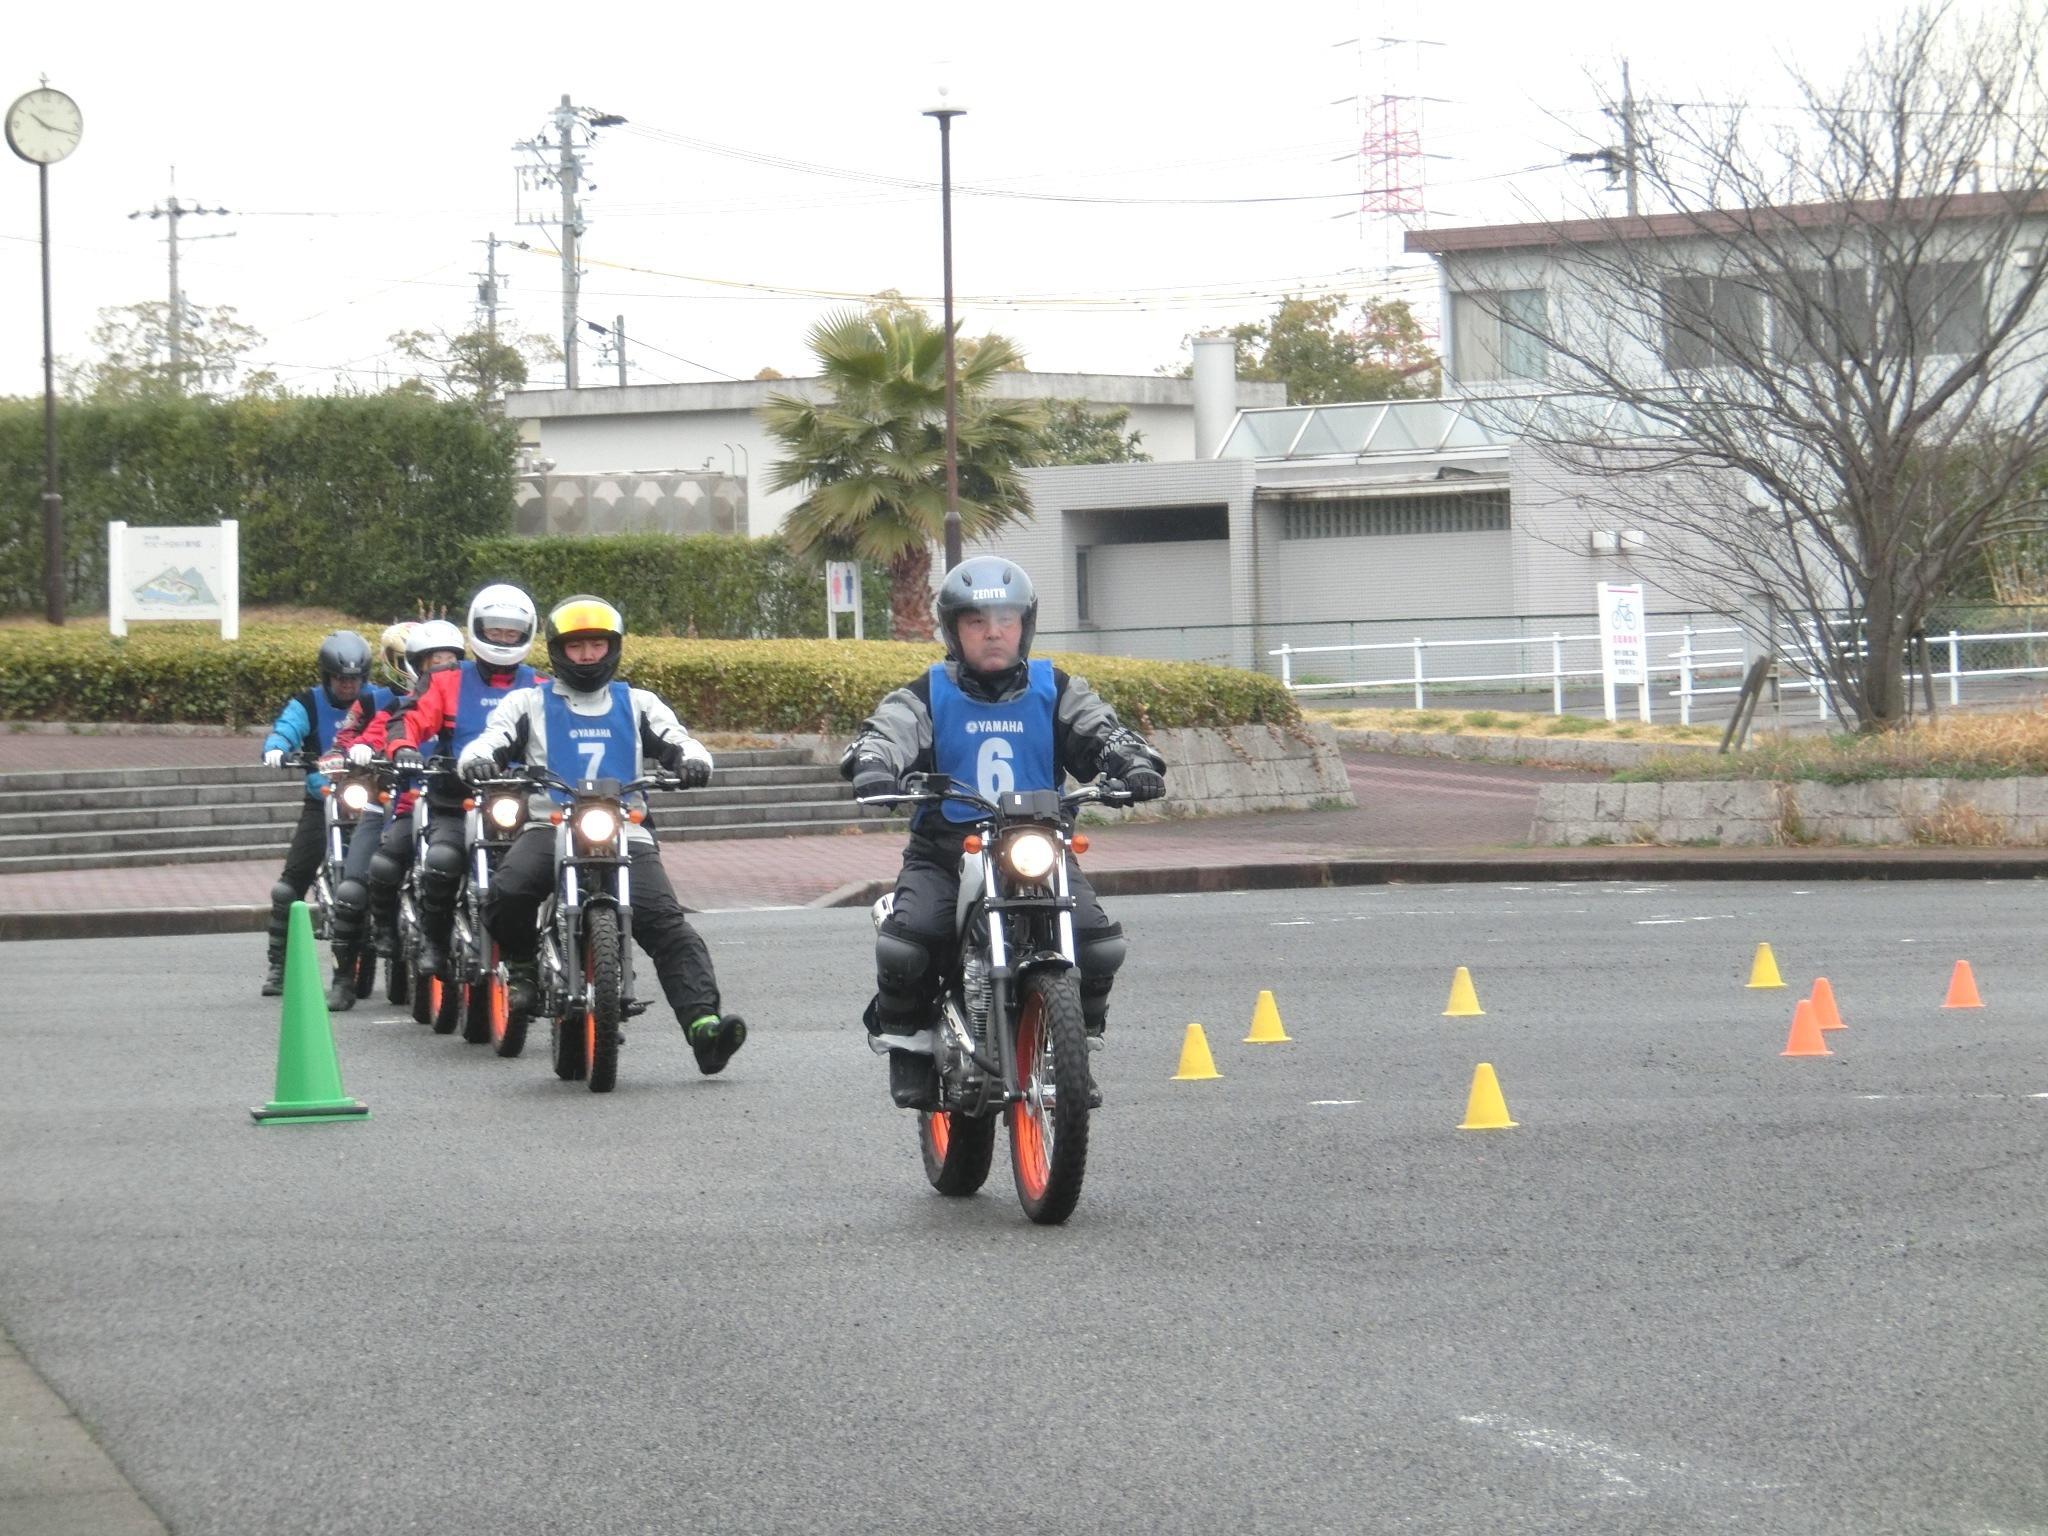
[
  {"xmin": 474, "ymin": 232, "xmax": 509, "ymax": 339},
  {"xmin": 514, "ymin": 96, "xmax": 625, "ymax": 389},
  {"xmin": 583, "ymin": 316, "xmax": 629, "ymax": 387},
  {"xmin": 1568, "ymin": 62, "xmax": 1643, "ymax": 216},
  {"xmin": 1618, "ymin": 59, "xmax": 1640, "ymax": 217},
  {"xmin": 128, "ymin": 169, "xmax": 232, "ymax": 394}
]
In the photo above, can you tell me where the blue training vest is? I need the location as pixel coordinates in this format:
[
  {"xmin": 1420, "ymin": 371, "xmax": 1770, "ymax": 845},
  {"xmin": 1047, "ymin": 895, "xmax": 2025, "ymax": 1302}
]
[
  {"xmin": 542, "ymin": 683, "xmax": 638, "ymax": 803},
  {"xmin": 452, "ymin": 661, "xmax": 538, "ymax": 757},
  {"xmin": 927, "ymin": 659, "xmax": 1057, "ymax": 824},
  {"xmin": 299, "ymin": 688, "xmax": 350, "ymax": 794}
]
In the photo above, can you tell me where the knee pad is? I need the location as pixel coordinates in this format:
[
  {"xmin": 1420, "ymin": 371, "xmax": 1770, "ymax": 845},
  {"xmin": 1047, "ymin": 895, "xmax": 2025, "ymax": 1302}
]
[
  {"xmin": 332, "ymin": 879, "xmax": 369, "ymax": 919},
  {"xmin": 368, "ymin": 850, "xmax": 406, "ymax": 893},
  {"xmin": 269, "ymin": 879, "xmax": 300, "ymax": 913},
  {"xmin": 1077, "ymin": 922, "xmax": 1126, "ymax": 982},
  {"xmin": 875, "ymin": 924, "xmax": 934, "ymax": 995},
  {"xmin": 422, "ymin": 841, "xmax": 466, "ymax": 887}
]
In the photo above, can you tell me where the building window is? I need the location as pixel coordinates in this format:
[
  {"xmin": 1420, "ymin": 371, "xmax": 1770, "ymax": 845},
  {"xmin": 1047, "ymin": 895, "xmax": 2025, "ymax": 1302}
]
[
  {"xmin": 1899, "ymin": 259, "xmax": 1986, "ymax": 355},
  {"xmin": 1075, "ymin": 548, "xmax": 1091, "ymax": 623},
  {"xmin": 1661, "ymin": 274, "xmax": 1764, "ymax": 372},
  {"xmin": 1451, "ymin": 289, "xmax": 1547, "ymax": 383},
  {"xmin": 1277, "ymin": 489, "xmax": 1511, "ymax": 539},
  {"xmin": 1773, "ymin": 266, "xmax": 1875, "ymax": 362}
]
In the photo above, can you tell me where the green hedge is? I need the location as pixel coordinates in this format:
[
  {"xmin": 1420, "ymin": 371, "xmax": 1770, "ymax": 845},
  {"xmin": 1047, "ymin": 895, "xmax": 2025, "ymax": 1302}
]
[
  {"xmin": 463, "ymin": 534, "xmax": 892, "ymax": 638},
  {"xmin": 0, "ymin": 395, "xmax": 517, "ymax": 619},
  {"xmin": 0, "ymin": 627, "xmax": 1299, "ymax": 734}
]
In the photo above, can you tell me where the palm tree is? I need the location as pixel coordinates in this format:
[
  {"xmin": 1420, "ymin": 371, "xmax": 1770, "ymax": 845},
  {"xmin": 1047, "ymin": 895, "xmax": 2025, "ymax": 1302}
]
[{"xmin": 763, "ymin": 307, "xmax": 1045, "ymax": 639}]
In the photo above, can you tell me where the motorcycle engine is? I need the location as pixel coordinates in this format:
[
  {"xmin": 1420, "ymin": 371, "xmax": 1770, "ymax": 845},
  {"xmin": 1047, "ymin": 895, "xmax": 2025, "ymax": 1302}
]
[{"xmin": 961, "ymin": 945, "xmax": 992, "ymax": 1045}]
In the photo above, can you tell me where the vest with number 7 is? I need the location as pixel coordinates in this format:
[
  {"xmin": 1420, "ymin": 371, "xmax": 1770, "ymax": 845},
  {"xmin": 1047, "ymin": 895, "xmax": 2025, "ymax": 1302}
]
[
  {"xmin": 542, "ymin": 682, "xmax": 638, "ymax": 803},
  {"xmin": 927, "ymin": 659, "xmax": 1057, "ymax": 824}
]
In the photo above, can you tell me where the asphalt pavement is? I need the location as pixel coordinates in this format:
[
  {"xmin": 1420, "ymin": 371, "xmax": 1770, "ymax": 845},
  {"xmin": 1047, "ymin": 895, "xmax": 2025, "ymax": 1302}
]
[{"xmin": 2, "ymin": 882, "xmax": 2044, "ymax": 1534}]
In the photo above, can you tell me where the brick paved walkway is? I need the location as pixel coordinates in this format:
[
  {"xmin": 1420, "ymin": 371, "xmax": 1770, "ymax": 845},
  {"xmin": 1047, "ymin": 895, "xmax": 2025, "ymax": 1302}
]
[{"xmin": 0, "ymin": 750, "xmax": 1586, "ymax": 915}]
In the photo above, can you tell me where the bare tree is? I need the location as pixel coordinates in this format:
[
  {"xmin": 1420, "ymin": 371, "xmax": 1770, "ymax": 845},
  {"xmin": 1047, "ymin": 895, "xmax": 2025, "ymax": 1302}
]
[{"xmin": 1443, "ymin": 4, "xmax": 2048, "ymax": 728}]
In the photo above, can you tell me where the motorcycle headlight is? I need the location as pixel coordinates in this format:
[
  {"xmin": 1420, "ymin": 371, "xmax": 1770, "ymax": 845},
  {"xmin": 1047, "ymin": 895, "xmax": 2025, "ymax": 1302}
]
[
  {"xmin": 1002, "ymin": 829, "xmax": 1059, "ymax": 883},
  {"xmin": 487, "ymin": 795, "xmax": 525, "ymax": 832},
  {"xmin": 575, "ymin": 804, "xmax": 619, "ymax": 846},
  {"xmin": 339, "ymin": 780, "xmax": 372, "ymax": 813}
]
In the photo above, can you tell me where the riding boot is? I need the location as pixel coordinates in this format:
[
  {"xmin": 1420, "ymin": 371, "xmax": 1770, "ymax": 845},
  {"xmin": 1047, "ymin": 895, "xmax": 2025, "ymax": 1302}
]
[
  {"xmin": 326, "ymin": 951, "xmax": 358, "ymax": 1011},
  {"xmin": 261, "ymin": 942, "xmax": 287, "ymax": 998},
  {"xmin": 504, "ymin": 956, "xmax": 539, "ymax": 1022}
]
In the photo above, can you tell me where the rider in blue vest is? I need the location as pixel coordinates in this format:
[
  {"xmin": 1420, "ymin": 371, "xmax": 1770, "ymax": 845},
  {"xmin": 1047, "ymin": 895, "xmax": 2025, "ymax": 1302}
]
[
  {"xmin": 841, "ymin": 557, "xmax": 1167, "ymax": 1109},
  {"xmin": 385, "ymin": 586, "xmax": 544, "ymax": 982},
  {"xmin": 258, "ymin": 630, "xmax": 373, "ymax": 996},
  {"xmin": 456, "ymin": 595, "xmax": 747, "ymax": 1076}
]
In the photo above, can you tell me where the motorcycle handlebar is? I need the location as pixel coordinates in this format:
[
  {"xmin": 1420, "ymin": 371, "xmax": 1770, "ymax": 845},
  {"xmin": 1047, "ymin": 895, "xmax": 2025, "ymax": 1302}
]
[{"xmin": 858, "ymin": 774, "xmax": 1136, "ymax": 814}]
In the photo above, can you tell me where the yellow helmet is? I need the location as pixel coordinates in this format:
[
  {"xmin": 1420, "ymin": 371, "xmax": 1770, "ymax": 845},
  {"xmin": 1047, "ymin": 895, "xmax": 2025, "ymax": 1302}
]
[{"xmin": 544, "ymin": 595, "xmax": 626, "ymax": 691}]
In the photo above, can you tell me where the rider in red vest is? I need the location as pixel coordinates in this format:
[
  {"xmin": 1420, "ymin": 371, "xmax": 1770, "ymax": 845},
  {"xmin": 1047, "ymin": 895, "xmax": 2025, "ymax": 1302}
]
[{"xmin": 383, "ymin": 585, "xmax": 544, "ymax": 980}]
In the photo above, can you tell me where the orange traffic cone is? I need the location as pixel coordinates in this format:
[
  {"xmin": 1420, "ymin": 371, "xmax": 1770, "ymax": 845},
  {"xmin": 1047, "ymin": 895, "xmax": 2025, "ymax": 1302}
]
[
  {"xmin": 1811, "ymin": 977, "xmax": 1846, "ymax": 1032},
  {"xmin": 1781, "ymin": 997, "xmax": 1831, "ymax": 1057},
  {"xmin": 1942, "ymin": 960, "xmax": 1983, "ymax": 1009}
]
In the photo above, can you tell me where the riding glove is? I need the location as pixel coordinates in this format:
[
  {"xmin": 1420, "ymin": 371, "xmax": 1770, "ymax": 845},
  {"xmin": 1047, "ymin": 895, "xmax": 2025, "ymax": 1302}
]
[
  {"xmin": 263, "ymin": 748, "xmax": 284, "ymax": 769},
  {"xmin": 391, "ymin": 746, "xmax": 424, "ymax": 773},
  {"xmin": 1123, "ymin": 766, "xmax": 1167, "ymax": 802},
  {"xmin": 346, "ymin": 743, "xmax": 375, "ymax": 767}
]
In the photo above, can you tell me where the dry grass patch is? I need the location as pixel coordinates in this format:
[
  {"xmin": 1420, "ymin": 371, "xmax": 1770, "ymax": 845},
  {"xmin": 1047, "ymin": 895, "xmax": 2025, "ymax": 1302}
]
[
  {"xmin": 1318, "ymin": 704, "xmax": 1721, "ymax": 746},
  {"xmin": 1621, "ymin": 709, "xmax": 2048, "ymax": 783}
]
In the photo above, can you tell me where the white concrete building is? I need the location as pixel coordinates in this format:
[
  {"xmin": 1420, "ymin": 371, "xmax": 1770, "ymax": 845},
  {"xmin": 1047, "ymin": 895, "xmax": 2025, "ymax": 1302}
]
[{"xmin": 503, "ymin": 371, "xmax": 1285, "ymax": 533}]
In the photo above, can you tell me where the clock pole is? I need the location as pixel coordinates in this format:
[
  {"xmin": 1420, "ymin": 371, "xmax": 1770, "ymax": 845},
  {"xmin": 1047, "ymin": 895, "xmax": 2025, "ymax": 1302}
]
[{"xmin": 38, "ymin": 158, "xmax": 61, "ymax": 624}]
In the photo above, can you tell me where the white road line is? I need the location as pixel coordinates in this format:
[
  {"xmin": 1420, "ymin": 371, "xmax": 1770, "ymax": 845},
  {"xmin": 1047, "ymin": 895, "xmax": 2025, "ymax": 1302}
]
[
  {"xmin": 1309, "ymin": 1099, "xmax": 1360, "ymax": 1107},
  {"xmin": 1458, "ymin": 1412, "xmax": 1783, "ymax": 1504},
  {"xmin": 1270, "ymin": 920, "xmax": 1315, "ymax": 927}
]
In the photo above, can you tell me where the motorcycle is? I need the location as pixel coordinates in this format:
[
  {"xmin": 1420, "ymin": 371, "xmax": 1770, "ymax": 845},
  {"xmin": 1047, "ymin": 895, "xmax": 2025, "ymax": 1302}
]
[
  {"xmin": 499, "ymin": 766, "xmax": 685, "ymax": 1094},
  {"xmin": 455, "ymin": 776, "xmax": 533, "ymax": 1055},
  {"xmin": 859, "ymin": 773, "xmax": 1134, "ymax": 1226},
  {"xmin": 397, "ymin": 758, "xmax": 465, "ymax": 1034},
  {"xmin": 282, "ymin": 749, "xmax": 384, "ymax": 1001}
]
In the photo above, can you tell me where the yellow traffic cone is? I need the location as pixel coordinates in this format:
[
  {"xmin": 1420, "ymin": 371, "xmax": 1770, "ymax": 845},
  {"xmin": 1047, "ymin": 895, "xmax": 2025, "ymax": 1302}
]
[
  {"xmin": 1172, "ymin": 1023, "xmax": 1222, "ymax": 1081},
  {"xmin": 1458, "ymin": 1062, "xmax": 1517, "ymax": 1130},
  {"xmin": 1746, "ymin": 942, "xmax": 1785, "ymax": 989},
  {"xmin": 1244, "ymin": 990, "xmax": 1291, "ymax": 1043},
  {"xmin": 1443, "ymin": 965, "xmax": 1484, "ymax": 1017}
]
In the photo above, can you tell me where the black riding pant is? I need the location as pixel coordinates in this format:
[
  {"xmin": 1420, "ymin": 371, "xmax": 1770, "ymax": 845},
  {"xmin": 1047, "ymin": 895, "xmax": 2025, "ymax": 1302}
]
[
  {"xmin": 328, "ymin": 805, "xmax": 387, "ymax": 958},
  {"xmin": 368, "ymin": 804, "xmax": 465, "ymax": 945},
  {"xmin": 874, "ymin": 827, "xmax": 1125, "ymax": 1036},
  {"xmin": 267, "ymin": 796, "xmax": 327, "ymax": 955},
  {"xmin": 483, "ymin": 825, "xmax": 721, "ymax": 1024}
]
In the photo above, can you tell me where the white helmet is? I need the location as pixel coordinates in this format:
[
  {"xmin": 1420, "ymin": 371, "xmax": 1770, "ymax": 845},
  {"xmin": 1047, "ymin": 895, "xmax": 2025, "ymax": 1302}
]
[
  {"xmin": 378, "ymin": 622, "xmax": 418, "ymax": 689},
  {"xmin": 405, "ymin": 619, "xmax": 467, "ymax": 674},
  {"xmin": 467, "ymin": 583, "xmax": 538, "ymax": 668}
]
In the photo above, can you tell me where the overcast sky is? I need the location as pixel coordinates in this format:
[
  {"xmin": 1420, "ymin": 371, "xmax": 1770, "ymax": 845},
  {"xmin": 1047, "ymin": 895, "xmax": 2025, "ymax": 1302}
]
[{"xmin": 1, "ymin": 0, "xmax": 1964, "ymax": 399}]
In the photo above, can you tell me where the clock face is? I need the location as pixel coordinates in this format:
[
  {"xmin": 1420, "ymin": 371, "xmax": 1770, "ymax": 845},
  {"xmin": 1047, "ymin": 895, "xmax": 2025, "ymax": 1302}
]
[{"xmin": 6, "ymin": 89, "xmax": 84, "ymax": 165}]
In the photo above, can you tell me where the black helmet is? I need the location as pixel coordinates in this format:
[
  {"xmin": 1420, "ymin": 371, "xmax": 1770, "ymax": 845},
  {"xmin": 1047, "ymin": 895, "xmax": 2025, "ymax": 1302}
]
[
  {"xmin": 316, "ymin": 631, "xmax": 372, "ymax": 708},
  {"xmin": 934, "ymin": 558, "xmax": 1038, "ymax": 685},
  {"xmin": 544, "ymin": 595, "xmax": 626, "ymax": 693}
]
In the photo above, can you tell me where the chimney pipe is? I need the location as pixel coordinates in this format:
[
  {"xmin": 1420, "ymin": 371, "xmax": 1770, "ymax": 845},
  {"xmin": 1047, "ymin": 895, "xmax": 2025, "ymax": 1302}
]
[{"xmin": 1191, "ymin": 334, "xmax": 1238, "ymax": 460}]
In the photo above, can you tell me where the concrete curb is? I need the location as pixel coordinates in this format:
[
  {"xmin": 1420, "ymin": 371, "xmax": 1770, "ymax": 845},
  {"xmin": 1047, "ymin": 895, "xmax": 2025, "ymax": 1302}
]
[
  {"xmin": 807, "ymin": 847, "xmax": 2048, "ymax": 910},
  {"xmin": 13, "ymin": 850, "xmax": 2048, "ymax": 939}
]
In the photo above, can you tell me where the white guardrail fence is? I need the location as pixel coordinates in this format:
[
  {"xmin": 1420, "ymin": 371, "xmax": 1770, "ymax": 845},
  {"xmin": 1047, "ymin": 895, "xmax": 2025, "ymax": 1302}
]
[{"xmin": 1271, "ymin": 624, "xmax": 2048, "ymax": 725}]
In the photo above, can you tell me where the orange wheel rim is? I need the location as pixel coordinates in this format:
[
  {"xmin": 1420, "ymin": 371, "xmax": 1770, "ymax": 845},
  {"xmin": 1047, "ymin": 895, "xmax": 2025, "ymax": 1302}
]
[
  {"xmin": 1012, "ymin": 996, "xmax": 1050, "ymax": 1198},
  {"xmin": 489, "ymin": 979, "xmax": 509, "ymax": 1044},
  {"xmin": 927, "ymin": 1111, "xmax": 951, "ymax": 1161},
  {"xmin": 428, "ymin": 976, "xmax": 442, "ymax": 1011},
  {"xmin": 584, "ymin": 1008, "xmax": 597, "ymax": 1068}
]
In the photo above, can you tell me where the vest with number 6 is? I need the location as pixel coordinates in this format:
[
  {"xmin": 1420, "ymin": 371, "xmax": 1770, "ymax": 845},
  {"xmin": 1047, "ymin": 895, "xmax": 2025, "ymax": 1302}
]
[
  {"xmin": 927, "ymin": 659, "xmax": 1057, "ymax": 824},
  {"xmin": 542, "ymin": 683, "xmax": 637, "ymax": 803}
]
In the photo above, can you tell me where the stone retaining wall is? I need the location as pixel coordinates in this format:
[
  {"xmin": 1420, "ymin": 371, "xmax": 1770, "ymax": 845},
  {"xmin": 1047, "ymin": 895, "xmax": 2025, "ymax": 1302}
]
[
  {"xmin": 1335, "ymin": 727, "xmax": 1716, "ymax": 772},
  {"xmin": 1533, "ymin": 777, "xmax": 2048, "ymax": 846},
  {"xmin": 786, "ymin": 722, "xmax": 1355, "ymax": 820}
]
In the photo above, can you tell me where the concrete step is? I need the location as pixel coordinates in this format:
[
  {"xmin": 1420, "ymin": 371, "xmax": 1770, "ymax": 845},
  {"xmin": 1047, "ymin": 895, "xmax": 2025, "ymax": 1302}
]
[
  {"xmin": 0, "ymin": 821, "xmax": 291, "ymax": 860},
  {"xmin": 666, "ymin": 817, "xmax": 896, "ymax": 843},
  {"xmin": 0, "ymin": 780, "xmax": 307, "ymax": 815},
  {"xmin": 0, "ymin": 802, "xmax": 308, "ymax": 837},
  {"xmin": 0, "ymin": 841, "xmax": 288, "ymax": 876},
  {"xmin": 0, "ymin": 745, "xmax": 819, "ymax": 795},
  {"xmin": 658, "ymin": 798, "xmax": 877, "ymax": 830}
]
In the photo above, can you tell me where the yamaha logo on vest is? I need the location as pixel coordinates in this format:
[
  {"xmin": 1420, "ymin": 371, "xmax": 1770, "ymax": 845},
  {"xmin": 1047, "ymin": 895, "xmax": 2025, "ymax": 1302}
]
[{"xmin": 964, "ymin": 719, "xmax": 1024, "ymax": 733}]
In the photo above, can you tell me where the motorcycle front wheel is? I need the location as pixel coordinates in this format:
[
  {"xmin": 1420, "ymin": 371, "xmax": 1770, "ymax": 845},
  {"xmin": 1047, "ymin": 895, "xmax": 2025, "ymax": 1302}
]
[
  {"xmin": 581, "ymin": 906, "xmax": 623, "ymax": 1094},
  {"xmin": 1008, "ymin": 969, "xmax": 1091, "ymax": 1225},
  {"xmin": 920, "ymin": 1110, "xmax": 997, "ymax": 1196},
  {"xmin": 460, "ymin": 936, "xmax": 498, "ymax": 1046},
  {"xmin": 429, "ymin": 968, "xmax": 461, "ymax": 1034}
]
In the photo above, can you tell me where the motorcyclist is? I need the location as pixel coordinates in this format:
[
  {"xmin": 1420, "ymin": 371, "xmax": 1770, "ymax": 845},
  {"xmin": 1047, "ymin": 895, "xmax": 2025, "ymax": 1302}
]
[
  {"xmin": 257, "ymin": 630, "xmax": 372, "ymax": 996},
  {"xmin": 456, "ymin": 595, "xmax": 748, "ymax": 1076},
  {"xmin": 841, "ymin": 557, "xmax": 1166, "ymax": 1109},
  {"xmin": 382, "ymin": 586, "xmax": 544, "ymax": 981},
  {"xmin": 319, "ymin": 622, "xmax": 417, "ymax": 1009}
]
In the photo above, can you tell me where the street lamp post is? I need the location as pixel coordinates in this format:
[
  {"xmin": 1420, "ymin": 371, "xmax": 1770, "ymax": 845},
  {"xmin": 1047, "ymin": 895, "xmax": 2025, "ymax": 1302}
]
[{"xmin": 923, "ymin": 91, "xmax": 966, "ymax": 572}]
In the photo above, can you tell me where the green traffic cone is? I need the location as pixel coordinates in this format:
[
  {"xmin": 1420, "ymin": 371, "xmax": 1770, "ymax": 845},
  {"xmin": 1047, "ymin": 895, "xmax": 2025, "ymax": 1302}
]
[{"xmin": 251, "ymin": 901, "xmax": 369, "ymax": 1125}]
